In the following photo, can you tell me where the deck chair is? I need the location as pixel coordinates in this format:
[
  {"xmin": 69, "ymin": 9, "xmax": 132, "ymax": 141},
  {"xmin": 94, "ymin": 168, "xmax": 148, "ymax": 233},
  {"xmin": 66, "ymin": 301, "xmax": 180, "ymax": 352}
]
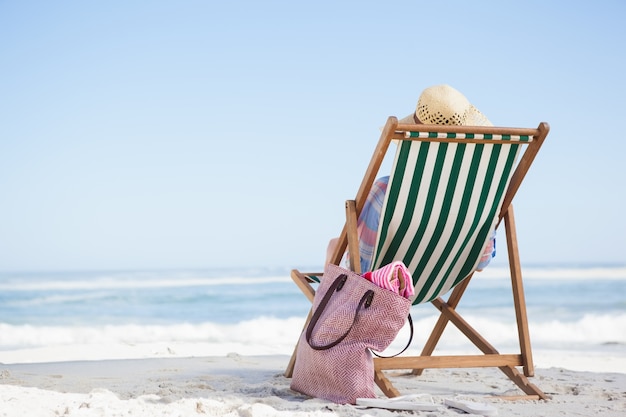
[{"xmin": 285, "ymin": 116, "xmax": 550, "ymax": 400}]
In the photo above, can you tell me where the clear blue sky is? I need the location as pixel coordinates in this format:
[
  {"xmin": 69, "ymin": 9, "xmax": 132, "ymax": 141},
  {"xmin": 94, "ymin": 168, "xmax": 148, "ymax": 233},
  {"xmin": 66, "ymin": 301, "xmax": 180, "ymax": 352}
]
[{"xmin": 1, "ymin": 1, "xmax": 625, "ymax": 271}]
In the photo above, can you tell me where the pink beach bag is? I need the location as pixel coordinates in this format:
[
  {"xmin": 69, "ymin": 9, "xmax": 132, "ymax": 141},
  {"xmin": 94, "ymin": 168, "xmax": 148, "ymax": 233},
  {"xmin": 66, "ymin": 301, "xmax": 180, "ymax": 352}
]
[{"xmin": 290, "ymin": 264, "xmax": 412, "ymax": 404}]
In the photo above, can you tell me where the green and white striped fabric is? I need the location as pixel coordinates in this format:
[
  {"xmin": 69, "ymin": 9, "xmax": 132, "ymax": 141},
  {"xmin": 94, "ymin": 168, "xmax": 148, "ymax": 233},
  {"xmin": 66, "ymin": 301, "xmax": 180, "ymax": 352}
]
[{"xmin": 371, "ymin": 137, "xmax": 521, "ymax": 305}]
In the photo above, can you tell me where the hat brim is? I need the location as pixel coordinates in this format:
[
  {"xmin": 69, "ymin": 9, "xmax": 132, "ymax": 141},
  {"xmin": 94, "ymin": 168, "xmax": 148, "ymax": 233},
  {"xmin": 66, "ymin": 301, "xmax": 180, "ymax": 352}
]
[
  {"xmin": 398, "ymin": 113, "xmax": 418, "ymax": 124},
  {"xmin": 398, "ymin": 106, "xmax": 492, "ymax": 127},
  {"xmin": 465, "ymin": 105, "xmax": 493, "ymax": 126}
]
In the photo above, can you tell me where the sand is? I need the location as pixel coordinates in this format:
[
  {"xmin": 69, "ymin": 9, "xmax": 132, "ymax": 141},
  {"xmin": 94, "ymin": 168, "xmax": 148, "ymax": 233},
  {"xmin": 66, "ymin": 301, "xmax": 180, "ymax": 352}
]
[{"xmin": 2, "ymin": 352, "xmax": 625, "ymax": 416}]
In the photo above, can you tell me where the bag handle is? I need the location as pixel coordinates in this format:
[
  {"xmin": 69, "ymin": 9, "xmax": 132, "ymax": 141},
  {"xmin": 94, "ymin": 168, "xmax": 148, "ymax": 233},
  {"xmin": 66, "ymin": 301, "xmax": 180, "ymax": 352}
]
[
  {"xmin": 371, "ymin": 314, "xmax": 413, "ymax": 358},
  {"xmin": 306, "ymin": 273, "xmax": 414, "ymax": 357},
  {"xmin": 306, "ymin": 274, "xmax": 374, "ymax": 351}
]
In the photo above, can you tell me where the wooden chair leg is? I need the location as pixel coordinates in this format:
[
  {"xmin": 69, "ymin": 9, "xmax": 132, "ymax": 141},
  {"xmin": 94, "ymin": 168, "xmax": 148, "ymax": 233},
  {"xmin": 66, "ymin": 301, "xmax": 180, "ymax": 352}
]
[
  {"xmin": 374, "ymin": 370, "xmax": 401, "ymax": 398},
  {"xmin": 499, "ymin": 365, "xmax": 547, "ymax": 400},
  {"xmin": 285, "ymin": 269, "xmax": 319, "ymax": 377},
  {"xmin": 345, "ymin": 199, "xmax": 361, "ymax": 274},
  {"xmin": 412, "ymin": 276, "xmax": 473, "ymax": 375},
  {"xmin": 284, "ymin": 342, "xmax": 297, "ymax": 378},
  {"xmin": 504, "ymin": 206, "xmax": 535, "ymax": 377},
  {"xmin": 285, "ymin": 308, "xmax": 313, "ymax": 377}
]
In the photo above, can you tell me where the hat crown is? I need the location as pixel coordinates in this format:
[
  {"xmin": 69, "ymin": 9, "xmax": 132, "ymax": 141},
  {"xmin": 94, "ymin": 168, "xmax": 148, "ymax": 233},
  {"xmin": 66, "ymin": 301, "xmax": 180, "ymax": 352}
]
[{"xmin": 416, "ymin": 85, "xmax": 472, "ymax": 126}]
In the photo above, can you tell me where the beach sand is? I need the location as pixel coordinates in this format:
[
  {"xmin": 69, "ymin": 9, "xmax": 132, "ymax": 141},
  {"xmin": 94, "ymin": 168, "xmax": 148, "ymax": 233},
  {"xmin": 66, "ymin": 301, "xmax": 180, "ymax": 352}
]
[{"xmin": 2, "ymin": 352, "xmax": 625, "ymax": 416}]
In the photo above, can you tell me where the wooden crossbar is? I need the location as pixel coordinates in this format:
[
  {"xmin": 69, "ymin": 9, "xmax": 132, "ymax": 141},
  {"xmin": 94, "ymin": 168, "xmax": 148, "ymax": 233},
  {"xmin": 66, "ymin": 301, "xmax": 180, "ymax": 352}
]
[
  {"xmin": 374, "ymin": 354, "xmax": 524, "ymax": 370},
  {"xmin": 402, "ymin": 131, "xmax": 533, "ymax": 142}
]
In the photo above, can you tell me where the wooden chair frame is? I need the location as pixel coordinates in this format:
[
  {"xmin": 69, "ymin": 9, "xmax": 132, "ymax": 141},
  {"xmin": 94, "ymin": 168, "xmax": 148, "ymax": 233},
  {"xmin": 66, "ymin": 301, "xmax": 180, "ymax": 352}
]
[{"xmin": 285, "ymin": 116, "xmax": 550, "ymax": 401}]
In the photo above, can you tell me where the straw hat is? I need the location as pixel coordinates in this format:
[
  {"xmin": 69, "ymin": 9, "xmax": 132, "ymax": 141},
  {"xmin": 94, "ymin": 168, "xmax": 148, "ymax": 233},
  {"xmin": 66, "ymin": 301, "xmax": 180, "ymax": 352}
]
[{"xmin": 399, "ymin": 84, "xmax": 493, "ymax": 126}]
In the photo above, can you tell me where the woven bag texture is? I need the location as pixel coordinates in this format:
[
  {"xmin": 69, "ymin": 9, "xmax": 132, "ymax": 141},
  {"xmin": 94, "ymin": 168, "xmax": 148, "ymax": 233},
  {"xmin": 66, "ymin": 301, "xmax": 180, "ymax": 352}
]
[{"xmin": 291, "ymin": 264, "xmax": 411, "ymax": 404}]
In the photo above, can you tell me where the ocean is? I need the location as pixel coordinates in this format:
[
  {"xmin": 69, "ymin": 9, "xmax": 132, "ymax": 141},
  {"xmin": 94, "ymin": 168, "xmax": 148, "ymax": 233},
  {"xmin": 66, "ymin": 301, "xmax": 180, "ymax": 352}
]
[{"xmin": 1, "ymin": 265, "xmax": 625, "ymax": 363}]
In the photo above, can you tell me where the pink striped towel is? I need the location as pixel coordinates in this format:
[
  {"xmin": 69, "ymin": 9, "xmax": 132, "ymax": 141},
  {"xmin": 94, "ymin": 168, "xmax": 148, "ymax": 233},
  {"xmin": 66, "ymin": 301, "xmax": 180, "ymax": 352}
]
[{"xmin": 362, "ymin": 261, "xmax": 415, "ymax": 299}]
